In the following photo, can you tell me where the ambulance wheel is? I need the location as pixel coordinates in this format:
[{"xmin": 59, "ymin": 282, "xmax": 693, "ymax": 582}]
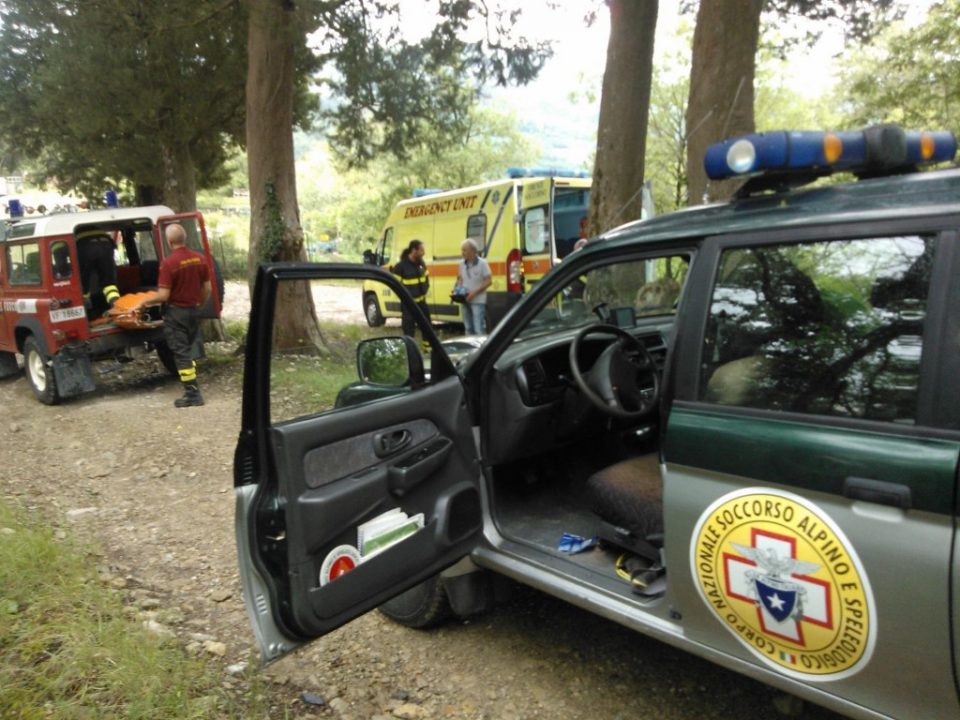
[
  {"xmin": 379, "ymin": 575, "xmax": 451, "ymax": 629},
  {"xmin": 23, "ymin": 337, "xmax": 59, "ymax": 405},
  {"xmin": 155, "ymin": 342, "xmax": 179, "ymax": 378},
  {"xmin": 364, "ymin": 292, "xmax": 385, "ymax": 327}
]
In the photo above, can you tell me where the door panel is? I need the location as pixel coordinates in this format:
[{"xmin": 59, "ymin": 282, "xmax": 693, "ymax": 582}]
[
  {"xmin": 235, "ymin": 264, "xmax": 481, "ymax": 661},
  {"xmin": 663, "ymin": 228, "xmax": 960, "ymax": 718},
  {"xmin": 667, "ymin": 406, "xmax": 959, "ymax": 718},
  {"xmin": 269, "ymin": 376, "xmax": 481, "ymax": 635}
]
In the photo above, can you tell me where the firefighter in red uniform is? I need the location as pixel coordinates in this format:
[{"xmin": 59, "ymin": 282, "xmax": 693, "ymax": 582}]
[{"xmin": 132, "ymin": 224, "xmax": 211, "ymax": 407}]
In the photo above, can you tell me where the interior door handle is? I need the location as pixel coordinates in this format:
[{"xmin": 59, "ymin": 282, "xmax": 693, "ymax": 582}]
[
  {"xmin": 373, "ymin": 429, "xmax": 412, "ymax": 458},
  {"xmin": 843, "ymin": 476, "xmax": 912, "ymax": 510}
]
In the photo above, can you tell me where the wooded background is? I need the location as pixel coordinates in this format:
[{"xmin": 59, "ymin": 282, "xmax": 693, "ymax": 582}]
[{"xmin": 0, "ymin": 0, "xmax": 956, "ymax": 345}]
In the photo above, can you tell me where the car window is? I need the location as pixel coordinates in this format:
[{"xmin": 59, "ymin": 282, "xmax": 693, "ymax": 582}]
[
  {"xmin": 50, "ymin": 241, "xmax": 72, "ymax": 280},
  {"xmin": 7, "ymin": 242, "xmax": 41, "ymax": 285},
  {"xmin": 269, "ymin": 276, "xmax": 428, "ymax": 424},
  {"xmin": 700, "ymin": 234, "xmax": 936, "ymax": 424},
  {"xmin": 517, "ymin": 254, "xmax": 690, "ymax": 339}
]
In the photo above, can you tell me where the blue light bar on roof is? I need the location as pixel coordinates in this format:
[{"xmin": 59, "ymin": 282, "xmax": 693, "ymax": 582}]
[
  {"xmin": 506, "ymin": 167, "xmax": 590, "ymax": 179},
  {"xmin": 8, "ymin": 199, "xmax": 23, "ymax": 218},
  {"xmin": 412, "ymin": 188, "xmax": 444, "ymax": 198},
  {"xmin": 705, "ymin": 125, "xmax": 957, "ymax": 181}
]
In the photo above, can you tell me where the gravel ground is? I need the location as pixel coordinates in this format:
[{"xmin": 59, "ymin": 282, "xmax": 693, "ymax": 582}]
[{"xmin": 0, "ymin": 285, "xmax": 845, "ymax": 719}]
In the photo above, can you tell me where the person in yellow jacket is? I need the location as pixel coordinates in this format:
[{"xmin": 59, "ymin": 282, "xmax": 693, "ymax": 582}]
[{"xmin": 389, "ymin": 239, "xmax": 430, "ymax": 340}]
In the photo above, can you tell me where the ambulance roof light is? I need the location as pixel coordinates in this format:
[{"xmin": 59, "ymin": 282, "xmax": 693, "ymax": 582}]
[
  {"xmin": 104, "ymin": 189, "xmax": 119, "ymax": 208},
  {"xmin": 8, "ymin": 198, "xmax": 23, "ymax": 218},
  {"xmin": 506, "ymin": 167, "xmax": 590, "ymax": 179},
  {"xmin": 412, "ymin": 188, "xmax": 444, "ymax": 198},
  {"xmin": 705, "ymin": 125, "xmax": 957, "ymax": 193}
]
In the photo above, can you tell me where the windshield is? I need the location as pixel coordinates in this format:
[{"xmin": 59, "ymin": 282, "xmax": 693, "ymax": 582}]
[{"xmin": 517, "ymin": 254, "xmax": 690, "ymax": 340}]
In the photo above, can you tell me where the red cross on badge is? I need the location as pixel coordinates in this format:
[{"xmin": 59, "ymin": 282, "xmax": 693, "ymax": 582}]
[{"xmin": 723, "ymin": 529, "xmax": 833, "ymax": 646}]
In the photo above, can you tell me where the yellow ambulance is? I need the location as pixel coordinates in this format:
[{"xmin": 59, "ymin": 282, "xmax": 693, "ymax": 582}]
[{"xmin": 362, "ymin": 169, "xmax": 591, "ymax": 328}]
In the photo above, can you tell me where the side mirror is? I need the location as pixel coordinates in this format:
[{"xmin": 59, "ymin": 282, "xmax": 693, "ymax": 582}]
[
  {"xmin": 357, "ymin": 336, "xmax": 425, "ymax": 387},
  {"xmin": 362, "ymin": 249, "xmax": 377, "ymax": 265}
]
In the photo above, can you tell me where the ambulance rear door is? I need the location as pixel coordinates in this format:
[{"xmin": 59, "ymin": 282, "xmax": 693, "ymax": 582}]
[{"xmin": 518, "ymin": 178, "xmax": 552, "ymax": 290}]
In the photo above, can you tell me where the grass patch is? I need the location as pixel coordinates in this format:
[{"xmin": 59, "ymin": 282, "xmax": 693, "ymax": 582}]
[{"xmin": 0, "ymin": 501, "xmax": 264, "ymax": 719}]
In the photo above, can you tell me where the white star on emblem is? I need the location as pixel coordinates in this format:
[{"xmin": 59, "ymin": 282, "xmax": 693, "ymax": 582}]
[{"xmin": 766, "ymin": 593, "xmax": 785, "ymax": 611}]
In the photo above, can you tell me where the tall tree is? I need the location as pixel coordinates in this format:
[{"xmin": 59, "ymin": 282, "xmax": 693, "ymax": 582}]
[
  {"xmin": 0, "ymin": 0, "xmax": 248, "ymax": 210},
  {"xmin": 587, "ymin": 0, "xmax": 659, "ymax": 235},
  {"xmin": 842, "ymin": 0, "xmax": 960, "ymax": 135},
  {"xmin": 684, "ymin": 0, "xmax": 763, "ymax": 206},
  {"xmin": 246, "ymin": 0, "xmax": 551, "ymax": 349},
  {"xmin": 684, "ymin": 0, "xmax": 896, "ymax": 205}
]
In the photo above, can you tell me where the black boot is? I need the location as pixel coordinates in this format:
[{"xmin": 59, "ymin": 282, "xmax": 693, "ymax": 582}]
[{"xmin": 174, "ymin": 382, "xmax": 204, "ymax": 407}]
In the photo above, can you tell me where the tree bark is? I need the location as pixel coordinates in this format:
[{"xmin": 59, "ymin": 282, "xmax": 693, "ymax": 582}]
[
  {"xmin": 161, "ymin": 141, "xmax": 198, "ymax": 212},
  {"xmin": 587, "ymin": 0, "xmax": 658, "ymax": 236},
  {"xmin": 684, "ymin": 0, "xmax": 763, "ymax": 205},
  {"xmin": 246, "ymin": 0, "xmax": 324, "ymax": 351},
  {"xmin": 135, "ymin": 184, "xmax": 164, "ymax": 207}
]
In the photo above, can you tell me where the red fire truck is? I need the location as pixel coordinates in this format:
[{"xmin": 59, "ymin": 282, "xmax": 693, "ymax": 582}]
[{"xmin": 0, "ymin": 204, "xmax": 221, "ymax": 404}]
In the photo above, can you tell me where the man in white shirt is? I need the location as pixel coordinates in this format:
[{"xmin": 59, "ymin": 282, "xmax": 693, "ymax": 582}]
[{"xmin": 456, "ymin": 238, "xmax": 492, "ymax": 334}]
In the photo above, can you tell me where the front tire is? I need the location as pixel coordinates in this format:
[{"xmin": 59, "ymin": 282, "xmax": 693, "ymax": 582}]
[
  {"xmin": 364, "ymin": 292, "xmax": 385, "ymax": 327},
  {"xmin": 379, "ymin": 576, "xmax": 451, "ymax": 629},
  {"xmin": 23, "ymin": 337, "xmax": 59, "ymax": 405}
]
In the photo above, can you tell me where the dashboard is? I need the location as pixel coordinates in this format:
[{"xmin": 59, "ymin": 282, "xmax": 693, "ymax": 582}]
[{"xmin": 484, "ymin": 324, "xmax": 671, "ymax": 464}]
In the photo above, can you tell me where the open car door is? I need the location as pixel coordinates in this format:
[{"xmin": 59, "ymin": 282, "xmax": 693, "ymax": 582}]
[{"xmin": 234, "ymin": 263, "xmax": 483, "ymax": 662}]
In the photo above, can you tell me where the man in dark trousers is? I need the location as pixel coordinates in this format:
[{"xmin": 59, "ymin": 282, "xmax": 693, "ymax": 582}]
[
  {"xmin": 390, "ymin": 239, "xmax": 430, "ymax": 342},
  {"xmin": 132, "ymin": 224, "xmax": 211, "ymax": 407},
  {"xmin": 76, "ymin": 230, "xmax": 120, "ymax": 317}
]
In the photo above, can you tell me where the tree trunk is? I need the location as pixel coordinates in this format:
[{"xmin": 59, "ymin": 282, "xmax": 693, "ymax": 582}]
[
  {"xmin": 161, "ymin": 141, "xmax": 198, "ymax": 212},
  {"xmin": 587, "ymin": 0, "xmax": 658, "ymax": 236},
  {"xmin": 684, "ymin": 0, "xmax": 763, "ymax": 205},
  {"xmin": 246, "ymin": 0, "xmax": 324, "ymax": 351},
  {"xmin": 135, "ymin": 184, "xmax": 164, "ymax": 207}
]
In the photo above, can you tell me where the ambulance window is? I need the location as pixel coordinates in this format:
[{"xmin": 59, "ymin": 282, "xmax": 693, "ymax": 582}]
[
  {"xmin": 466, "ymin": 214, "xmax": 486, "ymax": 251},
  {"xmin": 7, "ymin": 242, "xmax": 41, "ymax": 285},
  {"xmin": 50, "ymin": 241, "xmax": 72, "ymax": 280},
  {"xmin": 523, "ymin": 207, "xmax": 549, "ymax": 255}
]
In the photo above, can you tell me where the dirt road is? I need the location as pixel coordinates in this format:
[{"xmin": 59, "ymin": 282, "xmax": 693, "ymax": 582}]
[{"xmin": 0, "ymin": 293, "xmax": 843, "ymax": 719}]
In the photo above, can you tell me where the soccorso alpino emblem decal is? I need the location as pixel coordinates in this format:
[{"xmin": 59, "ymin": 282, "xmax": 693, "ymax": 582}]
[{"xmin": 690, "ymin": 489, "xmax": 876, "ymax": 681}]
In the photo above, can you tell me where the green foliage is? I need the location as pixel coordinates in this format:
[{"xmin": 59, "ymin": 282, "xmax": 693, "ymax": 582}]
[
  {"xmin": 298, "ymin": 103, "xmax": 538, "ymax": 256},
  {"xmin": 314, "ymin": 2, "xmax": 552, "ymax": 166},
  {"xmin": 0, "ymin": 499, "xmax": 261, "ymax": 718},
  {"xmin": 839, "ymin": 0, "xmax": 960, "ymax": 136},
  {"xmin": 0, "ymin": 0, "xmax": 250, "ymax": 202}
]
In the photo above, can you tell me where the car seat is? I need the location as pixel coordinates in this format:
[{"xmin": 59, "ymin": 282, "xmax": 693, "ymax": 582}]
[{"xmin": 585, "ymin": 453, "xmax": 665, "ymax": 594}]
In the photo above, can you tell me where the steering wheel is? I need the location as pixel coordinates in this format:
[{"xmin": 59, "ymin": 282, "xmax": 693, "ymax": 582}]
[{"xmin": 568, "ymin": 324, "xmax": 660, "ymax": 420}]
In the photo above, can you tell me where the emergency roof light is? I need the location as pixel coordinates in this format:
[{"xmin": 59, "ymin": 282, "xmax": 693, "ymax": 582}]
[
  {"xmin": 104, "ymin": 189, "xmax": 119, "ymax": 208},
  {"xmin": 506, "ymin": 167, "xmax": 590, "ymax": 179},
  {"xmin": 704, "ymin": 124, "xmax": 957, "ymax": 194},
  {"xmin": 412, "ymin": 188, "xmax": 444, "ymax": 198},
  {"xmin": 8, "ymin": 198, "xmax": 23, "ymax": 218}
]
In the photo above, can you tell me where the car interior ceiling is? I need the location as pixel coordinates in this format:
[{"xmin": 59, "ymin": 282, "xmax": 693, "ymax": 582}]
[{"xmin": 484, "ymin": 327, "xmax": 670, "ymax": 600}]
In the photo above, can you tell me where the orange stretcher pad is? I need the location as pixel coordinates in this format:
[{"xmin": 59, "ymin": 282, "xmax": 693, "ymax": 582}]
[{"xmin": 90, "ymin": 292, "xmax": 164, "ymax": 330}]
